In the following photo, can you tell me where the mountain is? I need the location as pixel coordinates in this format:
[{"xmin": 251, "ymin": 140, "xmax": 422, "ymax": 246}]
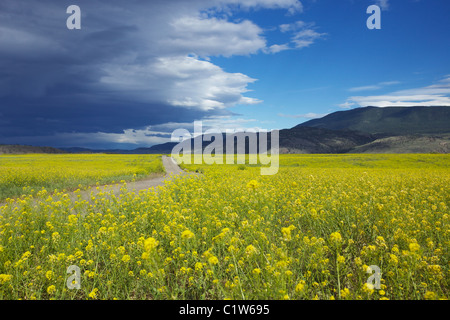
[
  {"xmin": 296, "ymin": 106, "xmax": 450, "ymax": 135},
  {"xmin": 278, "ymin": 127, "xmax": 376, "ymax": 153},
  {"xmin": 349, "ymin": 134, "xmax": 450, "ymax": 154},
  {"xmin": 58, "ymin": 147, "xmax": 96, "ymax": 153},
  {"xmin": 164, "ymin": 106, "xmax": 448, "ymax": 154},
  {"xmin": 132, "ymin": 142, "xmax": 178, "ymax": 154},
  {"xmin": 58, "ymin": 142, "xmax": 179, "ymax": 154},
  {"xmin": 124, "ymin": 128, "xmax": 376, "ymax": 155},
  {"xmin": 0, "ymin": 144, "xmax": 66, "ymax": 154},
  {"xmin": 292, "ymin": 106, "xmax": 450, "ymax": 153},
  {"xmin": 3, "ymin": 106, "xmax": 449, "ymax": 155}
]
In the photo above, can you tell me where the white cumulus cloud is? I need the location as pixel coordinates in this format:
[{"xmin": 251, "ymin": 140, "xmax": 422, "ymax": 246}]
[{"xmin": 341, "ymin": 76, "xmax": 450, "ymax": 108}]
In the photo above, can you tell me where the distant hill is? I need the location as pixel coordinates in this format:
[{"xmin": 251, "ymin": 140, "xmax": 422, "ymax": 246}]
[
  {"xmin": 121, "ymin": 128, "xmax": 376, "ymax": 155},
  {"xmin": 161, "ymin": 106, "xmax": 448, "ymax": 154},
  {"xmin": 58, "ymin": 142, "xmax": 179, "ymax": 154},
  {"xmin": 278, "ymin": 127, "xmax": 376, "ymax": 153},
  {"xmin": 349, "ymin": 134, "xmax": 450, "ymax": 154},
  {"xmin": 296, "ymin": 106, "xmax": 450, "ymax": 135},
  {"xmin": 0, "ymin": 144, "xmax": 65, "ymax": 154},
  {"xmin": 58, "ymin": 147, "xmax": 96, "ymax": 153},
  {"xmin": 131, "ymin": 142, "xmax": 178, "ymax": 154},
  {"xmin": 2, "ymin": 106, "xmax": 449, "ymax": 155}
]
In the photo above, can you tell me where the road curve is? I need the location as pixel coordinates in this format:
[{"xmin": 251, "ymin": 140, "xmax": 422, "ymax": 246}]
[
  {"xmin": 0, "ymin": 155, "xmax": 194, "ymax": 208},
  {"xmin": 87, "ymin": 155, "xmax": 191, "ymax": 196}
]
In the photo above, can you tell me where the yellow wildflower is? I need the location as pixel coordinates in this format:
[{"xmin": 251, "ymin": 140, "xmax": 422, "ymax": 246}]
[
  {"xmin": 144, "ymin": 237, "xmax": 159, "ymax": 251},
  {"xmin": 88, "ymin": 288, "xmax": 99, "ymax": 299},
  {"xmin": 424, "ymin": 291, "xmax": 437, "ymax": 300},
  {"xmin": 45, "ymin": 270, "xmax": 53, "ymax": 281},
  {"xmin": 409, "ymin": 242, "xmax": 420, "ymax": 253},
  {"xmin": 246, "ymin": 180, "xmax": 259, "ymax": 189},
  {"xmin": 281, "ymin": 225, "xmax": 295, "ymax": 241},
  {"xmin": 330, "ymin": 232, "xmax": 342, "ymax": 243},
  {"xmin": 389, "ymin": 254, "xmax": 399, "ymax": 265},
  {"xmin": 0, "ymin": 274, "xmax": 12, "ymax": 284},
  {"xmin": 295, "ymin": 280, "xmax": 306, "ymax": 293},
  {"xmin": 47, "ymin": 285, "xmax": 56, "ymax": 295},
  {"xmin": 51, "ymin": 232, "xmax": 60, "ymax": 242},
  {"xmin": 341, "ymin": 288, "xmax": 350, "ymax": 299},
  {"xmin": 208, "ymin": 256, "xmax": 219, "ymax": 265},
  {"xmin": 181, "ymin": 230, "xmax": 195, "ymax": 240},
  {"xmin": 245, "ymin": 244, "xmax": 257, "ymax": 256}
]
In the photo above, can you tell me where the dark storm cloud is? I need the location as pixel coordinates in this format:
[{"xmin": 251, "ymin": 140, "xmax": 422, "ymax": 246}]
[{"xmin": 0, "ymin": 0, "xmax": 301, "ymax": 147}]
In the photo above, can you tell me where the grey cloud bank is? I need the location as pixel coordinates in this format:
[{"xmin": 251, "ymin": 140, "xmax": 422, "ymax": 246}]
[{"xmin": 0, "ymin": 0, "xmax": 302, "ymax": 148}]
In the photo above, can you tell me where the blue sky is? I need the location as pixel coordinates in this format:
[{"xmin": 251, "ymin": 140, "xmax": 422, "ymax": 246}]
[
  {"xmin": 211, "ymin": 0, "xmax": 450, "ymax": 130},
  {"xmin": 0, "ymin": 0, "xmax": 449, "ymax": 149}
]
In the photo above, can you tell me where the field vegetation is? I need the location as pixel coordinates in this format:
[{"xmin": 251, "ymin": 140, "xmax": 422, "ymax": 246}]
[
  {"xmin": 0, "ymin": 154, "xmax": 164, "ymax": 201},
  {"xmin": 0, "ymin": 154, "xmax": 448, "ymax": 300}
]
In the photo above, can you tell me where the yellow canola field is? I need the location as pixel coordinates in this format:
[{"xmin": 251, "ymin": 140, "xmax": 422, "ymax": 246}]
[
  {"xmin": 0, "ymin": 154, "xmax": 449, "ymax": 300},
  {"xmin": 0, "ymin": 154, "xmax": 164, "ymax": 201}
]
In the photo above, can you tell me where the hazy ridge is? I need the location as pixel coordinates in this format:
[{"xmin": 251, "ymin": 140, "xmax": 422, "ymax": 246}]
[{"xmin": 2, "ymin": 106, "xmax": 449, "ymax": 155}]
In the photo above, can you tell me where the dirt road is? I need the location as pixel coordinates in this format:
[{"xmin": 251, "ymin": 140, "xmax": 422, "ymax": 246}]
[
  {"xmin": 116, "ymin": 155, "xmax": 186, "ymax": 192},
  {"xmin": 0, "ymin": 156, "xmax": 195, "ymax": 207},
  {"xmin": 79, "ymin": 155, "xmax": 191, "ymax": 198}
]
